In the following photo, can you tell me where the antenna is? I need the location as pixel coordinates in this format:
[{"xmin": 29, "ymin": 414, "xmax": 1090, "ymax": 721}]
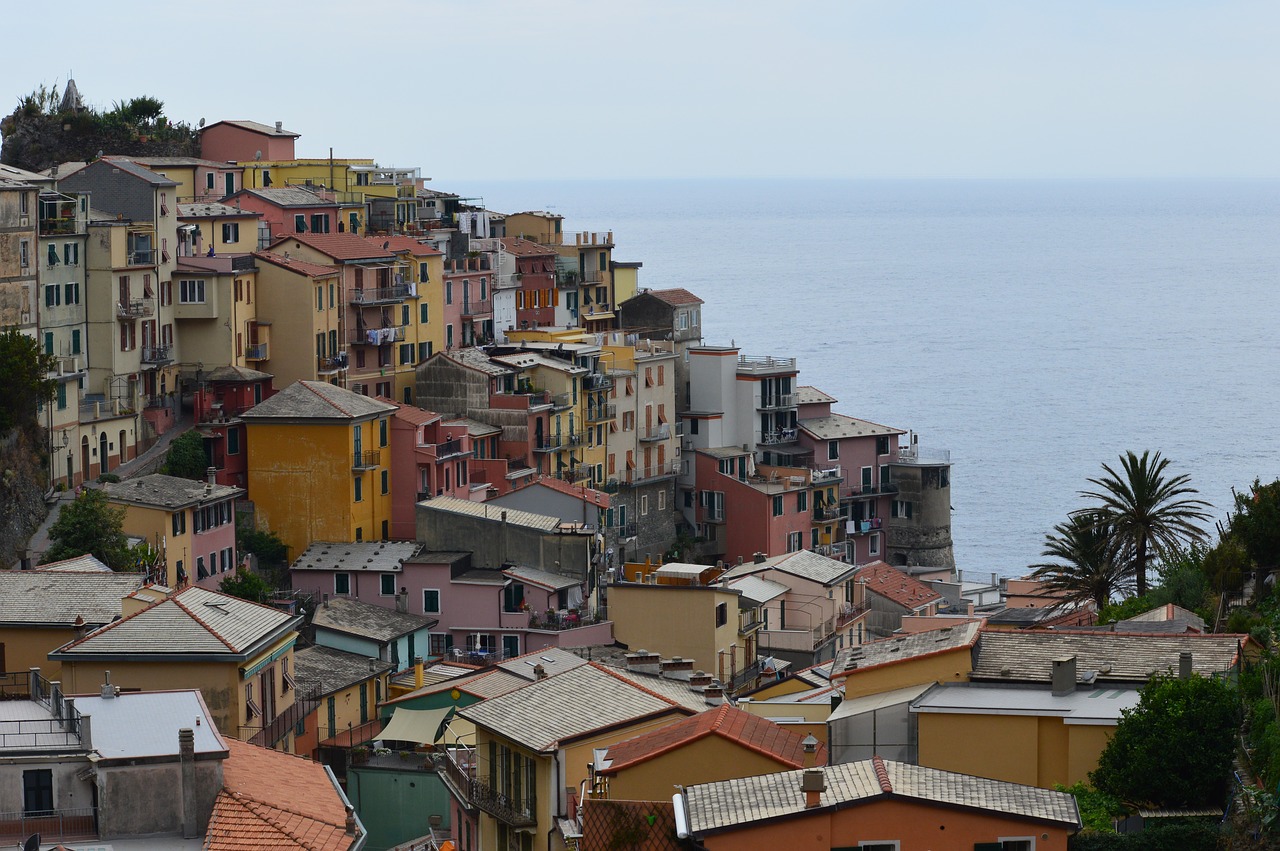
[{"xmin": 198, "ymin": 117, "xmax": 205, "ymax": 128}]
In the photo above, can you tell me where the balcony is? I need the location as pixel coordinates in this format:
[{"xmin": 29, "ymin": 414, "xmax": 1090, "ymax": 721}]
[
  {"xmin": 461, "ymin": 300, "xmax": 491, "ymax": 318},
  {"xmin": 758, "ymin": 393, "xmax": 797, "ymax": 410},
  {"xmin": 814, "ymin": 540, "xmax": 852, "ymax": 562},
  {"xmin": 812, "ymin": 505, "xmax": 841, "ymax": 522},
  {"xmin": 80, "ymin": 398, "xmax": 131, "ymax": 423},
  {"xmin": 534, "ymin": 433, "xmax": 580, "ymax": 452},
  {"xmin": 353, "ymin": 449, "xmax": 380, "ymax": 470},
  {"xmin": 318, "ymin": 353, "xmax": 349, "ymax": 373},
  {"xmin": 351, "ymin": 284, "xmax": 412, "ymax": 305},
  {"xmin": 739, "ymin": 610, "xmax": 765, "ymax": 635},
  {"xmin": 736, "ymin": 354, "xmax": 797, "ymax": 375},
  {"xmin": 0, "ymin": 807, "xmax": 97, "ymax": 845},
  {"xmin": 895, "ymin": 446, "xmax": 952, "ymax": 466},
  {"xmin": 116, "ymin": 299, "xmax": 153, "ymax": 320},
  {"xmin": 837, "ymin": 602, "xmax": 869, "ymax": 629},
  {"xmin": 524, "ymin": 609, "xmax": 609, "ymax": 631},
  {"xmin": 759, "ymin": 428, "xmax": 798, "ymax": 446},
  {"xmin": 567, "ymin": 230, "xmax": 614, "ymax": 247},
  {"xmin": 621, "ymin": 460, "xmax": 680, "ymax": 484},
  {"xmin": 245, "ymin": 343, "xmax": 268, "ymax": 361},
  {"xmin": 351, "ymin": 325, "xmax": 404, "ymax": 345},
  {"xmin": 810, "ymin": 465, "xmax": 843, "ymax": 484},
  {"xmin": 582, "ymin": 373, "xmax": 612, "ymax": 391},
  {"xmin": 472, "ymin": 776, "xmax": 537, "ymax": 827},
  {"xmin": 423, "ymin": 438, "xmax": 470, "ymax": 461},
  {"xmin": 550, "ymin": 392, "xmax": 573, "ymax": 411},
  {"xmin": 556, "ymin": 466, "xmax": 592, "ymax": 484},
  {"xmin": 126, "ymin": 249, "xmax": 156, "ymax": 266},
  {"xmin": 141, "ymin": 345, "xmax": 173, "ymax": 365},
  {"xmin": 846, "ymin": 517, "xmax": 884, "ymax": 535},
  {"xmin": 585, "ymin": 403, "xmax": 616, "ymax": 424},
  {"xmin": 639, "ymin": 423, "xmax": 671, "ymax": 442},
  {"xmin": 433, "ymin": 746, "xmax": 479, "ymax": 812}
]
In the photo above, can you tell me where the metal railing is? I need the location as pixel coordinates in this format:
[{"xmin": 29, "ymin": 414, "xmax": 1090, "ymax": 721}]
[
  {"xmin": 639, "ymin": 423, "xmax": 671, "ymax": 442},
  {"xmin": 351, "ymin": 326, "xmax": 404, "ymax": 345},
  {"xmin": 461, "ymin": 300, "xmax": 491, "ymax": 318},
  {"xmin": 840, "ymin": 483, "xmax": 898, "ymax": 498},
  {"xmin": 353, "ymin": 450, "xmax": 380, "ymax": 469},
  {"xmin": 318, "ymin": 353, "xmax": 349, "ymax": 372},
  {"xmin": 622, "ymin": 461, "xmax": 679, "ymax": 484},
  {"xmin": 814, "ymin": 540, "xmax": 852, "ymax": 561},
  {"xmin": 758, "ymin": 393, "xmax": 797, "ymax": 410},
  {"xmin": 550, "ymin": 392, "xmax": 573, "ymax": 410},
  {"xmin": 351, "ymin": 284, "xmax": 412, "ymax": 304},
  {"xmin": 836, "ymin": 603, "xmax": 868, "ymax": 628},
  {"xmin": 80, "ymin": 398, "xmax": 129, "ymax": 422},
  {"xmin": 556, "ymin": 466, "xmax": 592, "ymax": 484},
  {"xmin": 736, "ymin": 354, "xmax": 796, "ymax": 373},
  {"xmin": 431, "ymin": 438, "xmax": 469, "ymax": 460},
  {"xmin": 582, "ymin": 373, "xmax": 612, "ymax": 391},
  {"xmin": 846, "ymin": 517, "xmax": 884, "ymax": 534},
  {"xmin": 471, "ymin": 775, "xmax": 537, "ymax": 827},
  {"xmin": 759, "ymin": 429, "xmax": 798, "ymax": 446},
  {"xmin": 245, "ymin": 343, "xmax": 268, "ymax": 360},
  {"xmin": 813, "ymin": 505, "xmax": 841, "ymax": 521},
  {"xmin": 116, "ymin": 299, "xmax": 152, "ymax": 319},
  {"xmin": 0, "ymin": 807, "xmax": 97, "ymax": 844},
  {"xmin": 896, "ymin": 446, "xmax": 952, "ymax": 465},
  {"xmin": 247, "ymin": 684, "xmax": 322, "ymax": 749},
  {"xmin": 810, "ymin": 465, "xmax": 843, "ymax": 483},
  {"xmin": 524, "ymin": 610, "xmax": 608, "ymax": 631},
  {"xmin": 126, "ymin": 249, "xmax": 156, "ymax": 266},
  {"xmin": 585, "ymin": 403, "xmax": 616, "ymax": 423},
  {"xmin": 434, "ymin": 747, "xmax": 478, "ymax": 810},
  {"xmin": 141, "ymin": 345, "xmax": 172, "ymax": 364},
  {"xmin": 535, "ymin": 432, "xmax": 581, "ymax": 451}
]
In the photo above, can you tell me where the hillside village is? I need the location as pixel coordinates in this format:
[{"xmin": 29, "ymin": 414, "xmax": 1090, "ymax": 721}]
[{"xmin": 0, "ymin": 86, "xmax": 1266, "ymax": 850}]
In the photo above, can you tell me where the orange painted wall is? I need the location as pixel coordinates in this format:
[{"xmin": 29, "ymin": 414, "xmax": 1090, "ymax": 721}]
[{"xmin": 606, "ymin": 735, "xmax": 795, "ymax": 801}]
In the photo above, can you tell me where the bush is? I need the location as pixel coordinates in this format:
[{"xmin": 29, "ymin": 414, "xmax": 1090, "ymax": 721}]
[
  {"xmin": 1069, "ymin": 820, "xmax": 1220, "ymax": 851},
  {"xmin": 96, "ymin": 473, "xmax": 120, "ymax": 484},
  {"xmin": 163, "ymin": 431, "xmax": 208, "ymax": 480}
]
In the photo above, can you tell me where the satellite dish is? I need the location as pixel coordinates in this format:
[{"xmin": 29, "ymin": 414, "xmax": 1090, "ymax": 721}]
[
  {"xmin": 198, "ymin": 117, "xmax": 206, "ymax": 128},
  {"xmin": 23, "ymin": 834, "xmax": 40, "ymax": 851},
  {"xmin": 254, "ymin": 150, "xmax": 262, "ymax": 161}
]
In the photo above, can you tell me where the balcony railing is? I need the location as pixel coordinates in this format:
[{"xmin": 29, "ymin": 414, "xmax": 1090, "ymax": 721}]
[
  {"xmin": 245, "ymin": 343, "xmax": 268, "ymax": 361},
  {"xmin": 814, "ymin": 540, "xmax": 853, "ymax": 561},
  {"xmin": 141, "ymin": 345, "xmax": 173, "ymax": 364},
  {"xmin": 758, "ymin": 393, "xmax": 797, "ymax": 410},
  {"xmin": 727, "ymin": 661, "xmax": 763, "ymax": 694},
  {"xmin": 895, "ymin": 446, "xmax": 952, "ymax": 465},
  {"xmin": 248, "ymin": 684, "xmax": 322, "ymax": 749},
  {"xmin": 318, "ymin": 353, "xmax": 349, "ymax": 373},
  {"xmin": 525, "ymin": 609, "xmax": 608, "ymax": 631},
  {"xmin": 0, "ymin": 807, "xmax": 97, "ymax": 844},
  {"xmin": 461, "ymin": 300, "xmax": 491, "ymax": 318},
  {"xmin": 837, "ymin": 603, "xmax": 869, "ymax": 629},
  {"xmin": 582, "ymin": 373, "xmax": 612, "ymax": 391},
  {"xmin": 351, "ymin": 284, "xmax": 412, "ymax": 305},
  {"xmin": 759, "ymin": 428, "xmax": 798, "ymax": 446},
  {"xmin": 80, "ymin": 398, "xmax": 130, "ymax": 423},
  {"xmin": 39, "ymin": 216, "xmax": 81, "ymax": 236},
  {"xmin": 434, "ymin": 746, "xmax": 479, "ymax": 812},
  {"xmin": 840, "ymin": 483, "xmax": 898, "ymax": 498},
  {"xmin": 116, "ymin": 299, "xmax": 153, "ymax": 319},
  {"xmin": 353, "ymin": 450, "xmax": 380, "ymax": 469},
  {"xmin": 351, "ymin": 325, "xmax": 405, "ymax": 345},
  {"xmin": 430, "ymin": 438, "xmax": 469, "ymax": 460},
  {"xmin": 810, "ymin": 465, "xmax": 843, "ymax": 484},
  {"xmin": 813, "ymin": 505, "xmax": 841, "ymax": 522},
  {"xmin": 126, "ymin": 249, "xmax": 156, "ymax": 266},
  {"xmin": 550, "ymin": 392, "xmax": 573, "ymax": 410},
  {"xmin": 585, "ymin": 403, "xmax": 616, "ymax": 423},
  {"xmin": 556, "ymin": 466, "xmax": 591, "ymax": 484},
  {"xmin": 472, "ymin": 775, "xmax": 537, "ymax": 827},
  {"xmin": 534, "ymin": 433, "xmax": 581, "ymax": 452},
  {"xmin": 736, "ymin": 354, "xmax": 796, "ymax": 374},
  {"xmin": 621, "ymin": 461, "xmax": 679, "ymax": 484},
  {"xmin": 639, "ymin": 423, "xmax": 671, "ymax": 442},
  {"xmin": 846, "ymin": 517, "xmax": 884, "ymax": 535}
]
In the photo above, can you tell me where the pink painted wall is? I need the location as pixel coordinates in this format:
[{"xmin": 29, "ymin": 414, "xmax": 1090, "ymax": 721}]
[
  {"xmin": 696, "ymin": 452, "xmax": 810, "ymax": 563},
  {"xmin": 389, "ymin": 415, "xmax": 474, "ymax": 539},
  {"xmin": 201, "ymin": 124, "xmax": 296, "ymax": 164},
  {"xmin": 231, "ymin": 194, "xmax": 336, "ymax": 243},
  {"xmin": 192, "ymin": 515, "xmax": 239, "ymax": 591}
]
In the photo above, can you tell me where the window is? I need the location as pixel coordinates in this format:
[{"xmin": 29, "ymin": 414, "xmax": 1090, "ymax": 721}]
[
  {"xmin": 418, "ymin": 341, "xmax": 431, "ymax": 361},
  {"xmin": 892, "ymin": 500, "xmax": 913, "ymax": 519},
  {"xmin": 22, "ymin": 768, "xmax": 53, "ymax": 815},
  {"xmin": 869, "ymin": 533, "xmax": 880, "ymax": 556},
  {"xmin": 317, "ymin": 286, "xmax": 324, "ymax": 311},
  {"xmin": 56, "ymin": 382, "xmax": 66, "ymax": 410},
  {"xmin": 206, "ymin": 171, "xmax": 216, "ymax": 191},
  {"xmin": 172, "ymin": 510, "xmax": 186, "ymax": 536},
  {"xmin": 640, "ymin": 494, "xmax": 649, "ymax": 515},
  {"xmin": 47, "ymin": 242, "xmax": 59, "ymax": 267},
  {"xmin": 335, "ymin": 573, "xmax": 351, "ymax": 595},
  {"xmin": 64, "ymin": 243, "xmax": 79, "ymax": 265},
  {"xmin": 715, "ymin": 602, "xmax": 728, "ymax": 627},
  {"xmin": 828, "ymin": 440, "xmax": 839, "ymax": 461},
  {"xmin": 772, "ymin": 495, "xmax": 783, "ymax": 516},
  {"xmin": 64, "ymin": 282, "xmax": 80, "ymax": 305},
  {"xmin": 445, "ymin": 281, "xmax": 453, "ymax": 304},
  {"xmin": 44, "ymin": 285, "xmax": 60, "ymax": 307},
  {"xmin": 446, "ymin": 324, "xmax": 454, "ymax": 349},
  {"xmin": 379, "ymin": 418, "xmax": 388, "ymax": 446},
  {"xmin": 675, "ymin": 311, "xmax": 688, "ymax": 331},
  {"xmin": 423, "ymin": 589, "xmax": 441, "ymax": 614},
  {"xmin": 311, "ymin": 213, "xmax": 330, "ymax": 233},
  {"xmin": 419, "ymin": 302, "xmax": 429, "ymax": 324},
  {"xmin": 797, "ymin": 491, "xmax": 808, "ymax": 512},
  {"xmin": 658, "ymin": 489, "xmax": 666, "ymax": 511},
  {"xmin": 876, "ymin": 435, "xmax": 890, "ymax": 455},
  {"xmin": 861, "ymin": 466, "xmax": 873, "ymax": 490},
  {"xmin": 19, "ymin": 239, "xmax": 29, "ymax": 268},
  {"xmin": 294, "ymin": 214, "xmax": 307, "ymax": 232},
  {"xmin": 354, "ymin": 476, "xmax": 363, "ymax": 502},
  {"xmin": 221, "ymin": 222, "xmax": 240, "ymax": 243},
  {"xmin": 196, "ymin": 556, "xmax": 207, "ymax": 580},
  {"xmin": 381, "ymin": 573, "xmax": 396, "ymax": 596},
  {"xmin": 855, "ymin": 843, "xmax": 899, "ymax": 851},
  {"xmin": 787, "ymin": 531, "xmax": 802, "ymax": 552},
  {"xmin": 245, "ymin": 682, "xmax": 261, "ymax": 720},
  {"xmin": 227, "ymin": 427, "xmax": 240, "ymax": 455},
  {"xmin": 400, "ymin": 343, "xmax": 415, "ymax": 364},
  {"xmin": 179, "ymin": 279, "xmax": 206, "ymax": 304},
  {"xmin": 381, "ymin": 469, "xmax": 389, "ymax": 494},
  {"xmin": 689, "ymin": 418, "xmax": 699, "ymax": 435}
]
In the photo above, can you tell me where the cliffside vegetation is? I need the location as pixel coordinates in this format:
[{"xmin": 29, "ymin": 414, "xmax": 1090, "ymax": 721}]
[{"xmin": 0, "ymin": 330, "xmax": 56, "ymax": 566}]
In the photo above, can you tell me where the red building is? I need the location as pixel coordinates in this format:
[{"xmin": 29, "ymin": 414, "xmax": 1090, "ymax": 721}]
[
  {"xmin": 224, "ymin": 186, "xmax": 341, "ymax": 243},
  {"xmin": 194, "ymin": 365, "xmax": 276, "ymax": 489},
  {"xmin": 442, "ymin": 254, "xmax": 494, "ymax": 349},
  {"xmin": 502, "ymin": 237, "xmax": 557, "ymax": 329},
  {"xmin": 693, "ymin": 447, "xmax": 813, "ymax": 565},
  {"xmin": 387, "ymin": 404, "xmax": 475, "ymax": 539}
]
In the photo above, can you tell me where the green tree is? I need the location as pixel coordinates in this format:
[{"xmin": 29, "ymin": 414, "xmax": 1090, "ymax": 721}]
[
  {"xmin": 1079, "ymin": 450, "xmax": 1212, "ymax": 597},
  {"xmin": 163, "ymin": 431, "xmax": 209, "ymax": 480},
  {"xmin": 42, "ymin": 488, "xmax": 130, "ymax": 569},
  {"xmin": 1091, "ymin": 673, "xmax": 1238, "ymax": 809},
  {"xmin": 1227, "ymin": 479, "xmax": 1280, "ymax": 591},
  {"xmin": 1029, "ymin": 512, "xmax": 1133, "ymax": 611},
  {"xmin": 219, "ymin": 567, "xmax": 272, "ymax": 603},
  {"xmin": 0, "ymin": 327, "xmax": 56, "ymax": 432}
]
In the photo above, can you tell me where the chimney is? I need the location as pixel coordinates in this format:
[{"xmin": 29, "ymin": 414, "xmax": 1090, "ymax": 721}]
[
  {"xmin": 801, "ymin": 768, "xmax": 825, "ymax": 809},
  {"xmin": 323, "ymin": 593, "xmax": 330, "ymax": 608},
  {"xmin": 275, "ymin": 121, "xmax": 284, "ymax": 133},
  {"xmin": 703, "ymin": 680, "xmax": 725, "ymax": 707},
  {"xmin": 73, "ymin": 615, "xmax": 87, "ymax": 640},
  {"xmin": 1179, "ymin": 651, "xmax": 1193, "ymax": 680},
  {"xmin": 179, "ymin": 728, "xmax": 198, "ymax": 839},
  {"xmin": 101, "ymin": 671, "xmax": 116, "ymax": 700},
  {"xmin": 414, "ymin": 656, "xmax": 424, "ymax": 689},
  {"xmin": 689, "ymin": 669, "xmax": 713, "ymax": 690},
  {"xmin": 625, "ymin": 650, "xmax": 661, "ymax": 677},
  {"xmin": 1051, "ymin": 656, "xmax": 1077, "ymax": 697},
  {"xmin": 660, "ymin": 657, "xmax": 694, "ymax": 681},
  {"xmin": 206, "ymin": 466, "xmax": 217, "ymax": 485},
  {"xmin": 345, "ymin": 805, "xmax": 357, "ymax": 836},
  {"xmin": 802, "ymin": 734, "xmax": 820, "ymax": 768},
  {"xmin": 533, "ymin": 664, "xmax": 547, "ymax": 680},
  {"xmin": 395, "ymin": 590, "xmax": 408, "ymax": 613},
  {"xmin": 753, "ymin": 552, "xmax": 767, "ymax": 564}
]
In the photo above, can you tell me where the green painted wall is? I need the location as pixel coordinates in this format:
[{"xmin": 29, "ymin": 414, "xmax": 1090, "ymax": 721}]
[{"xmin": 346, "ymin": 767, "xmax": 450, "ymax": 851}]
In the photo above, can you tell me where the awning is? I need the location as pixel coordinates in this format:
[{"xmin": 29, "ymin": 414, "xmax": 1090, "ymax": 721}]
[{"xmin": 379, "ymin": 706, "xmax": 456, "ymax": 745}]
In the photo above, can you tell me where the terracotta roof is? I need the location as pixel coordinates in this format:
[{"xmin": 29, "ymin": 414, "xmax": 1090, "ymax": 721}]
[
  {"xmin": 206, "ymin": 737, "xmax": 356, "ymax": 851},
  {"xmin": 253, "ymin": 251, "xmax": 341, "ymax": 279},
  {"xmin": 508, "ymin": 476, "xmax": 611, "ymax": 508},
  {"xmin": 371, "ymin": 235, "xmax": 442, "ymax": 256},
  {"xmin": 645, "ymin": 288, "xmax": 703, "ymax": 306},
  {"xmin": 854, "ymin": 561, "xmax": 941, "ymax": 610},
  {"xmin": 391, "ymin": 403, "xmax": 443, "ymax": 427},
  {"xmin": 499, "ymin": 237, "xmax": 557, "ymax": 257},
  {"xmin": 268, "ymin": 232, "xmax": 395, "ymax": 262},
  {"xmin": 601, "ymin": 704, "xmax": 825, "ymax": 774}
]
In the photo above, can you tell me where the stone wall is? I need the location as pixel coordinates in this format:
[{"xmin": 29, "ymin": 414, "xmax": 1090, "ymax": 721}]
[{"xmin": 0, "ymin": 428, "xmax": 50, "ymax": 568}]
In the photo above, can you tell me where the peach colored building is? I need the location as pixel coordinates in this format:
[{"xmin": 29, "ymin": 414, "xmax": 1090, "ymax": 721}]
[{"xmin": 199, "ymin": 119, "xmax": 300, "ymax": 165}]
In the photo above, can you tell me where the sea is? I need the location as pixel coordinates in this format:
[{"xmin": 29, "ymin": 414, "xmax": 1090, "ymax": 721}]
[{"xmin": 459, "ymin": 178, "xmax": 1280, "ymax": 579}]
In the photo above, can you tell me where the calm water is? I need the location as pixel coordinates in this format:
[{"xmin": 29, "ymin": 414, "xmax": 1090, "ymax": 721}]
[{"xmin": 459, "ymin": 179, "xmax": 1280, "ymax": 577}]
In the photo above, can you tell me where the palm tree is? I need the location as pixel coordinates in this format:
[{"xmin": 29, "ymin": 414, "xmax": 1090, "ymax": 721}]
[
  {"xmin": 1078, "ymin": 450, "xmax": 1212, "ymax": 597},
  {"xmin": 1029, "ymin": 512, "xmax": 1133, "ymax": 611}
]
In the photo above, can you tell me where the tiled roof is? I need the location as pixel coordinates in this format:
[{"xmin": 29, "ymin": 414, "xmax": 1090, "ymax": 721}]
[
  {"xmin": 178, "ymin": 202, "xmax": 262, "ymax": 219},
  {"xmin": 289, "ymin": 541, "xmax": 421, "ymax": 574},
  {"xmin": 459, "ymin": 663, "xmax": 690, "ymax": 752},
  {"xmin": 102, "ymin": 474, "xmax": 243, "ymax": 510},
  {"xmin": 241, "ymin": 380, "xmax": 396, "ymax": 421},
  {"xmin": 441, "ymin": 416, "xmax": 502, "ymax": 436},
  {"xmin": 496, "ymin": 646, "xmax": 591, "ymax": 681},
  {"xmin": 99, "ymin": 157, "xmax": 180, "ymax": 186},
  {"xmin": 645, "ymin": 288, "xmax": 703, "ymax": 306},
  {"xmin": 207, "ymin": 737, "xmax": 357, "ymax": 851},
  {"xmin": 508, "ymin": 476, "xmax": 611, "ymax": 508},
  {"xmin": 601, "ymin": 704, "xmax": 825, "ymax": 774},
  {"xmin": 854, "ymin": 561, "xmax": 941, "ymax": 610},
  {"xmin": 203, "ymin": 365, "xmax": 273, "ymax": 384},
  {"xmin": 502, "ymin": 565, "xmax": 583, "ymax": 591},
  {"xmin": 294, "ymin": 645, "xmax": 393, "ymax": 698},
  {"xmin": 205, "ymin": 119, "xmax": 301, "ymax": 138},
  {"xmin": 268, "ymin": 232, "xmax": 392, "ymax": 261},
  {"xmin": 370, "ymin": 235, "xmax": 441, "ymax": 256},
  {"xmin": 720, "ymin": 550, "xmax": 858, "ymax": 587},
  {"xmin": 683, "ymin": 757, "xmax": 1081, "ymax": 834},
  {"xmin": 383, "ymin": 668, "xmax": 527, "ymax": 706},
  {"xmin": 438, "ymin": 347, "xmax": 515, "ymax": 377},
  {"xmin": 391, "ymin": 404, "xmax": 442, "ymax": 427},
  {"xmin": 419, "ymin": 496, "xmax": 567, "ymax": 532},
  {"xmin": 798, "ymin": 413, "xmax": 904, "ymax": 440},
  {"xmin": 127, "ymin": 155, "xmax": 243, "ymax": 169},
  {"xmin": 600, "ymin": 666, "xmax": 717, "ymax": 714},
  {"xmin": 723, "ymin": 575, "xmax": 790, "ymax": 606},
  {"xmin": 34, "ymin": 554, "xmax": 113, "ymax": 573},
  {"xmin": 795, "ymin": 386, "xmax": 837, "ymax": 405},
  {"xmin": 252, "ymin": 251, "xmax": 342, "ymax": 279},
  {"xmin": 832, "ymin": 622, "xmax": 983, "ymax": 679},
  {"xmin": 498, "ymin": 237, "xmax": 556, "ymax": 256},
  {"xmin": 311, "ymin": 597, "xmax": 436, "ymax": 644},
  {"xmin": 0, "ymin": 571, "xmax": 143, "ymax": 626},
  {"xmin": 51, "ymin": 586, "xmax": 298, "ymax": 660},
  {"xmin": 971, "ymin": 629, "xmax": 1251, "ymax": 685}
]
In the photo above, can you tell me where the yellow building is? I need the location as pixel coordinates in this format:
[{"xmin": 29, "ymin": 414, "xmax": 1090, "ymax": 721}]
[
  {"xmin": 101, "ymin": 473, "xmax": 244, "ymax": 590},
  {"xmin": 453, "ymin": 663, "xmax": 692, "ymax": 851},
  {"xmin": 240, "ymin": 380, "xmax": 396, "ymax": 558},
  {"xmin": 252, "ymin": 252, "xmax": 344, "ymax": 387},
  {"xmin": 172, "ymin": 255, "xmax": 261, "ymax": 371},
  {"xmin": 49, "ymin": 585, "xmax": 302, "ymax": 749},
  {"xmin": 292, "ymin": 644, "xmax": 393, "ymax": 759},
  {"xmin": 829, "ymin": 621, "xmax": 981, "ymax": 701}
]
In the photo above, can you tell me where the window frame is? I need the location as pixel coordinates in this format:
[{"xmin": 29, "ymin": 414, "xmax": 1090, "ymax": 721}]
[
  {"xmin": 334, "ymin": 572, "xmax": 352, "ymax": 595},
  {"xmin": 380, "ymin": 573, "xmax": 397, "ymax": 596},
  {"xmin": 423, "ymin": 588, "xmax": 441, "ymax": 614}
]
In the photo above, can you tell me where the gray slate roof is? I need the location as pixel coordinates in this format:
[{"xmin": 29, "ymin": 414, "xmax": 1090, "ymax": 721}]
[
  {"xmin": 444, "ymin": 347, "xmax": 515, "ymax": 377},
  {"xmin": 833, "ymin": 622, "xmax": 983, "ymax": 677},
  {"xmin": 503, "ymin": 565, "xmax": 581, "ymax": 591},
  {"xmin": 496, "ymin": 646, "xmax": 590, "ymax": 681},
  {"xmin": 294, "ymin": 644, "xmax": 393, "ymax": 697},
  {"xmin": 720, "ymin": 550, "xmax": 857, "ymax": 587},
  {"xmin": 102, "ymin": 474, "xmax": 243, "ymax": 510},
  {"xmin": 177, "ymin": 202, "xmax": 261, "ymax": 219},
  {"xmin": 795, "ymin": 386, "xmax": 837, "ymax": 405},
  {"xmin": 207, "ymin": 119, "xmax": 300, "ymax": 138},
  {"xmin": 420, "ymin": 496, "xmax": 570, "ymax": 533},
  {"xmin": 50, "ymin": 586, "xmax": 297, "ymax": 660},
  {"xmin": 683, "ymin": 758, "xmax": 1081, "ymax": 834},
  {"xmin": 35, "ymin": 554, "xmax": 113, "ymax": 573},
  {"xmin": 971, "ymin": 629, "xmax": 1249, "ymax": 684},
  {"xmin": 290, "ymin": 541, "xmax": 421, "ymax": 573},
  {"xmin": 459, "ymin": 663, "xmax": 688, "ymax": 752},
  {"xmin": 239, "ymin": 186, "xmax": 338, "ymax": 208},
  {"xmin": 798, "ymin": 413, "xmax": 904, "ymax": 440},
  {"xmin": 312, "ymin": 597, "xmax": 436, "ymax": 644},
  {"xmin": 203, "ymin": 365, "xmax": 273, "ymax": 383},
  {"xmin": 241, "ymin": 380, "xmax": 397, "ymax": 421},
  {"xmin": 0, "ymin": 571, "xmax": 143, "ymax": 625}
]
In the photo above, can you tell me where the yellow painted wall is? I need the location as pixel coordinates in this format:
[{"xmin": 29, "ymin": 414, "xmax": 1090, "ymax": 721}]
[
  {"xmin": 611, "ymin": 266, "xmax": 638, "ymax": 307},
  {"xmin": 609, "ymin": 585, "xmax": 739, "ymax": 674},
  {"xmin": 254, "ymin": 262, "xmax": 342, "ymax": 387},
  {"xmin": 60, "ymin": 658, "xmax": 242, "ymax": 734},
  {"xmin": 3, "ymin": 627, "xmax": 79, "ymax": 678},
  {"xmin": 605, "ymin": 734, "xmax": 792, "ymax": 801},
  {"xmin": 114, "ymin": 502, "xmax": 187, "ymax": 587},
  {"xmin": 838, "ymin": 646, "xmax": 973, "ymax": 701},
  {"xmin": 246, "ymin": 417, "xmax": 391, "ymax": 558}
]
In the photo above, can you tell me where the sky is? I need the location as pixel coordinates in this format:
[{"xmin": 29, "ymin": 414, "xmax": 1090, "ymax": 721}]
[{"xmin": 6, "ymin": 0, "xmax": 1279, "ymax": 180}]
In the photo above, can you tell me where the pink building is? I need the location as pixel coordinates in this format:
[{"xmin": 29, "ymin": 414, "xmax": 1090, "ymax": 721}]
[
  {"xmin": 199, "ymin": 120, "xmax": 299, "ymax": 165},
  {"xmin": 442, "ymin": 254, "xmax": 494, "ymax": 350},
  {"xmin": 193, "ymin": 365, "xmax": 276, "ymax": 489},
  {"xmin": 692, "ymin": 447, "xmax": 812, "ymax": 565},
  {"xmin": 387, "ymin": 405, "xmax": 475, "ymax": 540},
  {"xmin": 225, "ymin": 187, "xmax": 340, "ymax": 244}
]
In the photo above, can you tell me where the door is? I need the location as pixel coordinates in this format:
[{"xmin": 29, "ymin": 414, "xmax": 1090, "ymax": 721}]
[
  {"xmin": 99, "ymin": 432, "xmax": 110, "ymax": 474},
  {"xmin": 81, "ymin": 438, "xmax": 90, "ymax": 481},
  {"xmin": 359, "ymin": 682, "xmax": 368, "ymax": 724},
  {"xmin": 225, "ymin": 172, "xmax": 234, "ymax": 197},
  {"xmin": 502, "ymin": 635, "xmax": 520, "ymax": 659}
]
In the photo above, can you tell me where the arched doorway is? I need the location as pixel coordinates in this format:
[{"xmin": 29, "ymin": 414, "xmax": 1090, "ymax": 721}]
[{"xmin": 99, "ymin": 432, "xmax": 109, "ymax": 475}]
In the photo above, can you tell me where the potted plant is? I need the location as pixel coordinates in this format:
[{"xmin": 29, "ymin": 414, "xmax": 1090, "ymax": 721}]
[{"xmin": 350, "ymin": 746, "xmax": 369, "ymax": 765}]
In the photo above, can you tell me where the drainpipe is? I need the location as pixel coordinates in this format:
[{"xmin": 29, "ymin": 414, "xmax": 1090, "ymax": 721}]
[{"xmin": 549, "ymin": 749, "xmax": 563, "ymax": 851}]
